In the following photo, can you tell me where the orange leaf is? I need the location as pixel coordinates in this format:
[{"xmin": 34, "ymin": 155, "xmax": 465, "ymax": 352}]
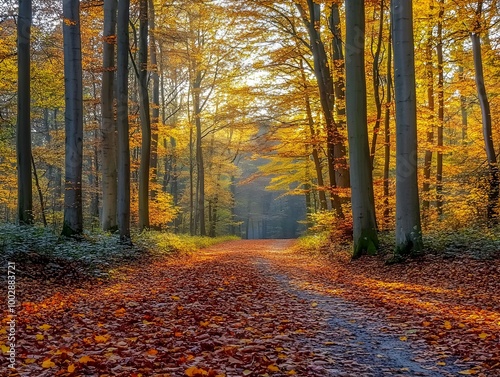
[
  {"xmin": 41, "ymin": 359, "xmax": 56, "ymax": 368},
  {"xmin": 268, "ymin": 364, "xmax": 280, "ymax": 372},
  {"xmin": 79, "ymin": 355, "xmax": 94, "ymax": 364},
  {"xmin": 185, "ymin": 366, "xmax": 208, "ymax": 376},
  {"xmin": 68, "ymin": 364, "xmax": 76, "ymax": 373},
  {"xmin": 458, "ymin": 370, "xmax": 479, "ymax": 375},
  {"xmin": 147, "ymin": 349, "xmax": 158, "ymax": 356}
]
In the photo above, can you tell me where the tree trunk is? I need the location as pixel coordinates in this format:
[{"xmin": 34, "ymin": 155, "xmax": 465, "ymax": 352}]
[
  {"xmin": 300, "ymin": 59, "xmax": 327, "ymax": 211},
  {"xmin": 436, "ymin": 0, "xmax": 445, "ymax": 217},
  {"xmin": 383, "ymin": 29, "xmax": 393, "ymax": 228},
  {"xmin": 422, "ymin": 23, "xmax": 434, "ymax": 214},
  {"xmin": 100, "ymin": 0, "xmax": 118, "ymax": 231},
  {"xmin": 138, "ymin": 0, "xmax": 151, "ymax": 231},
  {"xmin": 193, "ymin": 72, "xmax": 206, "ymax": 236},
  {"xmin": 459, "ymin": 65, "xmax": 468, "ymax": 144},
  {"xmin": 392, "ymin": 0, "xmax": 424, "ymax": 257},
  {"xmin": 148, "ymin": 0, "xmax": 159, "ymax": 202},
  {"xmin": 17, "ymin": 0, "xmax": 33, "ymax": 225},
  {"xmin": 471, "ymin": 1, "xmax": 499, "ymax": 224},
  {"xmin": 369, "ymin": 0, "xmax": 385, "ymax": 168},
  {"xmin": 31, "ymin": 154, "xmax": 47, "ymax": 227},
  {"xmin": 62, "ymin": 0, "xmax": 84, "ymax": 237},
  {"xmin": 117, "ymin": 0, "xmax": 131, "ymax": 242},
  {"xmin": 345, "ymin": 0, "xmax": 379, "ymax": 259}
]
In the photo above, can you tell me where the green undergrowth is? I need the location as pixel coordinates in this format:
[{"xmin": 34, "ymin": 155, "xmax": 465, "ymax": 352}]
[
  {"xmin": 0, "ymin": 224, "xmax": 238, "ymax": 281},
  {"xmin": 294, "ymin": 225, "xmax": 500, "ymax": 262}
]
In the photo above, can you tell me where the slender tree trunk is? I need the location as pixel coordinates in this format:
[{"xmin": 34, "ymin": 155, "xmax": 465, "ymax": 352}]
[
  {"xmin": 392, "ymin": 0, "xmax": 424, "ymax": 257},
  {"xmin": 436, "ymin": 0, "xmax": 445, "ymax": 216},
  {"xmin": 62, "ymin": 0, "xmax": 84, "ymax": 237},
  {"xmin": 459, "ymin": 65, "xmax": 468, "ymax": 144},
  {"xmin": 117, "ymin": 0, "xmax": 131, "ymax": 241},
  {"xmin": 149, "ymin": 0, "xmax": 159, "ymax": 202},
  {"xmin": 300, "ymin": 59, "xmax": 327, "ymax": 211},
  {"xmin": 383, "ymin": 29, "xmax": 393, "ymax": 228},
  {"xmin": 138, "ymin": 0, "xmax": 151, "ymax": 230},
  {"xmin": 17, "ymin": 0, "xmax": 33, "ymax": 225},
  {"xmin": 31, "ymin": 154, "xmax": 47, "ymax": 227},
  {"xmin": 471, "ymin": 1, "xmax": 499, "ymax": 224},
  {"xmin": 101, "ymin": 0, "xmax": 117, "ymax": 231},
  {"xmin": 422, "ymin": 23, "xmax": 434, "ymax": 214},
  {"xmin": 369, "ymin": 0, "xmax": 385, "ymax": 168},
  {"xmin": 329, "ymin": 3, "xmax": 350, "ymax": 191},
  {"xmin": 345, "ymin": 0, "xmax": 379, "ymax": 259},
  {"xmin": 193, "ymin": 72, "xmax": 206, "ymax": 236}
]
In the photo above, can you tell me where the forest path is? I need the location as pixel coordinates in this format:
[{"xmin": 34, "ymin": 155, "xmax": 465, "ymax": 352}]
[{"xmin": 5, "ymin": 240, "xmax": 496, "ymax": 376}]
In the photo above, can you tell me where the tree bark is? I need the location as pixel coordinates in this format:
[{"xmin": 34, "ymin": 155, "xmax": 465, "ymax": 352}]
[
  {"xmin": 345, "ymin": 0, "xmax": 379, "ymax": 259},
  {"xmin": 369, "ymin": 0, "xmax": 385, "ymax": 168},
  {"xmin": 471, "ymin": 0, "xmax": 499, "ymax": 224},
  {"xmin": 383, "ymin": 29, "xmax": 393, "ymax": 228},
  {"xmin": 117, "ymin": 0, "xmax": 131, "ymax": 241},
  {"xmin": 138, "ymin": 0, "xmax": 151, "ymax": 231},
  {"xmin": 436, "ymin": 0, "xmax": 445, "ymax": 216},
  {"xmin": 392, "ymin": 0, "xmax": 424, "ymax": 257},
  {"xmin": 149, "ymin": 0, "xmax": 159, "ymax": 202},
  {"xmin": 62, "ymin": 0, "xmax": 84, "ymax": 237},
  {"xmin": 100, "ymin": 0, "xmax": 118, "ymax": 231},
  {"xmin": 422, "ymin": 23, "xmax": 434, "ymax": 214},
  {"xmin": 17, "ymin": 0, "xmax": 33, "ymax": 225}
]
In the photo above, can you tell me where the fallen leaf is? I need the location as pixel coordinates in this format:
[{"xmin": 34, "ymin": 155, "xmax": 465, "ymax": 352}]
[
  {"xmin": 458, "ymin": 370, "xmax": 479, "ymax": 375},
  {"xmin": 41, "ymin": 359, "xmax": 56, "ymax": 368},
  {"xmin": 268, "ymin": 364, "xmax": 280, "ymax": 372},
  {"xmin": 39, "ymin": 324, "xmax": 52, "ymax": 331},
  {"xmin": 79, "ymin": 355, "xmax": 94, "ymax": 364},
  {"xmin": 68, "ymin": 364, "xmax": 76, "ymax": 373}
]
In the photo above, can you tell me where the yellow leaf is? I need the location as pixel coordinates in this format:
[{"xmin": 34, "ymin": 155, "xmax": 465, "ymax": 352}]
[
  {"xmin": 114, "ymin": 308, "xmax": 126, "ymax": 317},
  {"xmin": 478, "ymin": 332, "xmax": 489, "ymax": 339},
  {"xmin": 185, "ymin": 366, "xmax": 208, "ymax": 376},
  {"xmin": 1, "ymin": 344, "xmax": 10, "ymax": 353},
  {"xmin": 458, "ymin": 370, "xmax": 479, "ymax": 375},
  {"xmin": 243, "ymin": 370, "xmax": 252, "ymax": 376},
  {"xmin": 0, "ymin": 328, "xmax": 6, "ymax": 334},
  {"xmin": 268, "ymin": 364, "xmax": 280, "ymax": 372},
  {"xmin": 437, "ymin": 362, "xmax": 446, "ymax": 366},
  {"xmin": 39, "ymin": 324, "xmax": 52, "ymax": 331},
  {"xmin": 399, "ymin": 336, "xmax": 408, "ymax": 341},
  {"xmin": 68, "ymin": 364, "xmax": 76, "ymax": 373},
  {"xmin": 94, "ymin": 335, "xmax": 109, "ymax": 343},
  {"xmin": 311, "ymin": 302, "xmax": 318, "ymax": 308},
  {"xmin": 171, "ymin": 295, "xmax": 181, "ymax": 301},
  {"xmin": 444, "ymin": 321, "xmax": 452, "ymax": 330},
  {"xmin": 42, "ymin": 359, "xmax": 56, "ymax": 368},
  {"xmin": 79, "ymin": 355, "xmax": 94, "ymax": 364},
  {"xmin": 422, "ymin": 321, "xmax": 431, "ymax": 327},
  {"xmin": 288, "ymin": 371, "xmax": 297, "ymax": 375},
  {"xmin": 24, "ymin": 358, "xmax": 36, "ymax": 364},
  {"xmin": 36, "ymin": 334, "xmax": 44, "ymax": 340}
]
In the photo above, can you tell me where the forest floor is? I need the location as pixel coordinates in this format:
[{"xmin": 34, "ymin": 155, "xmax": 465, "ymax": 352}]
[{"xmin": 1, "ymin": 239, "xmax": 499, "ymax": 377}]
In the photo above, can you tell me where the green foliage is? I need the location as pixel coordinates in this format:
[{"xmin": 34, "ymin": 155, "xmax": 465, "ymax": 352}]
[
  {"xmin": 292, "ymin": 232, "xmax": 331, "ymax": 255},
  {"xmin": 0, "ymin": 225, "xmax": 239, "ymax": 279}
]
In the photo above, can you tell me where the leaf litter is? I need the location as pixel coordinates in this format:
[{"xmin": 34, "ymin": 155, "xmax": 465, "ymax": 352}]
[{"xmin": 1, "ymin": 239, "xmax": 498, "ymax": 376}]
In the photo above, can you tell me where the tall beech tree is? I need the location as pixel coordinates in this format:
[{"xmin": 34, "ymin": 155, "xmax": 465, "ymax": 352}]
[
  {"xmin": 138, "ymin": 0, "xmax": 151, "ymax": 230},
  {"xmin": 471, "ymin": 0, "xmax": 498, "ymax": 224},
  {"xmin": 62, "ymin": 0, "xmax": 84, "ymax": 237},
  {"xmin": 117, "ymin": 0, "xmax": 131, "ymax": 241},
  {"xmin": 345, "ymin": 0, "xmax": 379, "ymax": 258},
  {"xmin": 100, "ymin": 0, "xmax": 118, "ymax": 231},
  {"xmin": 392, "ymin": 0, "xmax": 423, "ymax": 257},
  {"xmin": 17, "ymin": 0, "xmax": 33, "ymax": 225}
]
